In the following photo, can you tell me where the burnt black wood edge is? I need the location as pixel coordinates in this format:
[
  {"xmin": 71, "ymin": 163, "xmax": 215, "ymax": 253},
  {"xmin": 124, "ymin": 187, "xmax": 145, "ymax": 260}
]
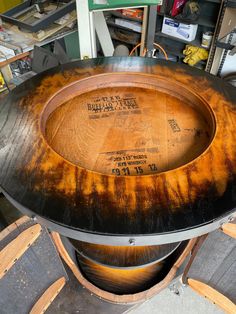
[{"xmin": 2, "ymin": 189, "xmax": 236, "ymax": 246}]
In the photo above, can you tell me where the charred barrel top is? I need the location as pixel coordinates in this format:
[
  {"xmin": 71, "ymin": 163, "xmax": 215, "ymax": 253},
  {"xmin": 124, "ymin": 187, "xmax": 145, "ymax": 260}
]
[{"xmin": 0, "ymin": 57, "xmax": 236, "ymax": 245}]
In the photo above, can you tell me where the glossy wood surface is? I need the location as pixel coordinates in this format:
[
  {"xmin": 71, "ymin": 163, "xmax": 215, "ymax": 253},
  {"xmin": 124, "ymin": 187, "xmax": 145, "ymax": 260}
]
[
  {"xmin": 30, "ymin": 277, "xmax": 66, "ymax": 314},
  {"xmin": 0, "ymin": 216, "xmax": 68, "ymax": 313},
  {"xmin": 52, "ymin": 232, "xmax": 197, "ymax": 303},
  {"xmin": 0, "ymin": 216, "xmax": 30, "ymax": 242},
  {"xmin": 69, "ymin": 239, "xmax": 180, "ymax": 267},
  {"xmin": 0, "ymin": 58, "xmax": 236, "ymax": 239},
  {"xmin": 0, "ymin": 224, "xmax": 41, "ymax": 279},
  {"xmin": 221, "ymin": 223, "xmax": 236, "ymax": 239},
  {"xmin": 188, "ymin": 279, "xmax": 236, "ymax": 314},
  {"xmin": 78, "ymin": 254, "xmax": 165, "ymax": 295}
]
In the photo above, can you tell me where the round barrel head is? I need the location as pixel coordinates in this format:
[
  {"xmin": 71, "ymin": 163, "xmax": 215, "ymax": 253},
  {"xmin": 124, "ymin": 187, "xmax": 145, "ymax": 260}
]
[{"xmin": 0, "ymin": 57, "xmax": 236, "ymax": 244}]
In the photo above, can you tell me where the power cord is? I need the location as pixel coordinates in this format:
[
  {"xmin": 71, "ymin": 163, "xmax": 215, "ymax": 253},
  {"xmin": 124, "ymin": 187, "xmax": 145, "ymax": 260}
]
[{"xmin": 129, "ymin": 42, "xmax": 168, "ymax": 60}]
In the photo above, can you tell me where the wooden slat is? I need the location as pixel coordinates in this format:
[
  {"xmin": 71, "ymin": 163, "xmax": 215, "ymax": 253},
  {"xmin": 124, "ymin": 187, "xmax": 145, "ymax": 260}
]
[
  {"xmin": 221, "ymin": 223, "xmax": 236, "ymax": 239},
  {"xmin": 51, "ymin": 232, "xmax": 79, "ymax": 276},
  {"xmin": 30, "ymin": 277, "xmax": 66, "ymax": 314},
  {"xmin": 182, "ymin": 235, "xmax": 208, "ymax": 284},
  {"xmin": 140, "ymin": 6, "xmax": 148, "ymax": 56},
  {"xmin": 0, "ymin": 224, "xmax": 41, "ymax": 279},
  {"xmin": 0, "ymin": 52, "xmax": 30, "ymax": 68},
  {"xmin": 0, "ymin": 216, "xmax": 30, "ymax": 242},
  {"xmin": 188, "ymin": 278, "xmax": 236, "ymax": 314}
]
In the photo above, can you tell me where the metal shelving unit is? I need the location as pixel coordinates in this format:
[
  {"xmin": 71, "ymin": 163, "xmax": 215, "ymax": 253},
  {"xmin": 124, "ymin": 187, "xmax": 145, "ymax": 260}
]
[
  {"xmin": 105, "ymin": 10, "xmax": 143, "ymax": 48},
  {"xmin": 76, "ymin": 0, "xmax": 161, "ymax": 59},
  {"xmin": 205, "ymin": 0, "xmax": 236, "ymax": 73},
  {"xmin": 155, "ymin": 0, "xmax": 222, "ymax": 69},
  {"xmin": 155, "ymin": 31, "xmax": 202, "ymax": 47}
]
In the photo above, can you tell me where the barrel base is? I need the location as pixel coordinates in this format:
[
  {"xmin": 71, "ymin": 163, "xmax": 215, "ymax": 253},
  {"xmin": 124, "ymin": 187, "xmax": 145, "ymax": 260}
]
[
  {"xmin": 77, "ymin": 254, "xmax": 166, "ymax": 295},
  {"xmin": 51, "ymin": 232, "xmax": 198, "ymax": 304}
]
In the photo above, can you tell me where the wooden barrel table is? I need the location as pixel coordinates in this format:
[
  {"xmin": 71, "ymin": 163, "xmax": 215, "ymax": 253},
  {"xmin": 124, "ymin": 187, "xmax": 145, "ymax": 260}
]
[{"xmin": 0, "ymin": 57, "xmax": 236, "ymax": 302}]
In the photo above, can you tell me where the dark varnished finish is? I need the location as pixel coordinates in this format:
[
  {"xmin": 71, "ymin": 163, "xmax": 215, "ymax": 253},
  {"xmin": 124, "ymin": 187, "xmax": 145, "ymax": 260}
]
[
  {"xmin": 77, "ymin": 241, "xmax": 187, "ymax": 295},
  {"xmin": 78, "ymin": 254, "xmax": 165, "ymax": 295},
  {"xmin": 0, "ymin": 57, "xmax": 236, "ymax": 243},
  {"xmin": 70, "ymin": 239, "xmax": 180, "ymax": 267},
  {"xmin": 52, "ymin": 232, "xmax": 197, "ymax": 303}
]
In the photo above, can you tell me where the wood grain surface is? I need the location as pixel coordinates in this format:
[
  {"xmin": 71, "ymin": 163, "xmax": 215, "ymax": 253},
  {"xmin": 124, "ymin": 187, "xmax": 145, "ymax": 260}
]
[
  {"xmin": 0, "ymin": 216, "xmax": 30, "ymax": 242},
  {"xmin": 0, "ymin": 224, "xmax": 41, "ymax": 279},
  {"xmin": 52, "ymin": 232, "xmax": 198, "ymax": 303},
  {"xmin": 188, "ymin": 279, "xmax": 236, "ymax": 314},
  {"xmin": 45, "ymin": 85, "xmax": 213, "ymax": 175},
  {"xmin": 184, "ymin": 223, "xmax": 236, "ymax": 304},
  {"xmin": 30, "ymin": 277, "xmax": 66, "ymax": 314},
  {"xmin": 0, "ymin": 58, "xmax": 236, "ymax": 239},
  {"xmin": 221, "ymin": 223, "xmax": 236, "ymax": 239},
  {"xmin": 78, "ymin": 254, "xmax": 165, "ymax": 295},
  {"xmin": 0, "ymin": 218, "xmax": 68, "ymax": 314},
  {"xmin": 69, "ymin": 239, "xmax": 180, "ymax": 267}
]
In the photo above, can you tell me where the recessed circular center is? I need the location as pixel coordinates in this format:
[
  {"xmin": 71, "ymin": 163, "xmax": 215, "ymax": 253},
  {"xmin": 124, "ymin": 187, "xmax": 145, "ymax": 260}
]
[{"xmin": 43, "ymin": 74, "xmax": 215, "ymax": 176}]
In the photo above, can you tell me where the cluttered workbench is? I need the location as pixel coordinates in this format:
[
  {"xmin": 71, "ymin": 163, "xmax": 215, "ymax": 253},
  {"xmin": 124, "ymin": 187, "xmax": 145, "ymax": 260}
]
[
  {"xmin": 0, "ymin": 0, "xmax": 166, "ymax": 91},
  {"xmin": 0, "ymin": 1, "xmax": 78, "ymax": 90}
]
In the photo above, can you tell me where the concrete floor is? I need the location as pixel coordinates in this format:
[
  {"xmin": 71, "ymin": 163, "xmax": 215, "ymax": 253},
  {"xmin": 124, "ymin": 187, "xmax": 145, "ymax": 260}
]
[
  {"xmin": 126, "ymin": 283, "xmax": 223, "ymax": 314},
  {"xmin": 0, "ymin": 195, "xmax": 224, "ymax": 314}
]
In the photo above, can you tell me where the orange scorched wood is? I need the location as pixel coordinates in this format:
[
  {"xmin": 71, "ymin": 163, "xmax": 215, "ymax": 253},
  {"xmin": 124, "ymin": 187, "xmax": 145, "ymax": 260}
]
[{"xmin": 0, "ymin": 57, "xmax": 235, "ymax": 239}]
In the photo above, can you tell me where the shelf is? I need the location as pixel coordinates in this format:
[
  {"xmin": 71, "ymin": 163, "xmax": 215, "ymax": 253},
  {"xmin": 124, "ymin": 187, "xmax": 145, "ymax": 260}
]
[
  {"xmin": 155, "ymin": 41, "xmax": 209, "ymax": 60},
  {"xmin": 107, "ymin": 21, "xmax": 141, "ymax": 33},
  {"xmin": 161, "ymin": 47, "xmax": 209, "ymax": 63},
  {"xmin": 156, "ymin": 31, "xmax": 202, "ymax": 47},
  {"xmin": 155, "ymin": 0, "xmax": 219, "ymax": 71},
  {"xmin": 160, "ymin": 46, "xmax": 184, "ymax": 58},
  {"xmin": 216, "ymin": 41, "xmax": 235, "ymax": 50},
  {"xmin": 108, "ymin": 26, "xmax": 141, "ymax": 45},
  {"xmin": 110, "ymin": 10, "xmax": 143, "ymax": 23},
  {"xmin": 156, "ymin": 13, "xmax": 215, "ymax": 28},
  {"xmin": 227, "ymin": 0, "xmax": 236, "ymax": 7},
  {"xmin": 109, "ymin": 34, "xmax": 139, "ymax": 46},
  {"xmin": 153, "ymin": 47, "xmax": 207, "ymax": 68},
  {"xmin": 202, "ymin": 0, "xmax": 221, "ymax": 3},
  {"xmin": 198, "ymin": 16, "xmax": 215, "ymax": 28},
  {"xmin": 107, "ymin": 19, "xmax": 142, "ymax": 33},
  {"xmin": 154, "ymin": 38, "xmax": 185, "ymax": 57}
]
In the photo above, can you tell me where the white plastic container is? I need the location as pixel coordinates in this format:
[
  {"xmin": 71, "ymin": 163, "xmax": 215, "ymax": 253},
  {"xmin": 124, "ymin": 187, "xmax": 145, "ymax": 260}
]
[
  {"xmin": 162, "ymin": 17, "xmax": 198, "ymax": 42},
  {"xmin": 201, "ymin": 31, "xmax": 213, "ymax": 49}
]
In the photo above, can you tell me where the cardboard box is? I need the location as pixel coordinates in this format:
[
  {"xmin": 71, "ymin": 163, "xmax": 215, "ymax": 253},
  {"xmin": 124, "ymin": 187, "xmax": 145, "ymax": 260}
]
[
  {"xmin": 162, "ymin": 16, "xmax": 198, "ymax": 42},
  {"xmin": 121, "ymin": 9, "xmax": 143, "ymax": 20}
]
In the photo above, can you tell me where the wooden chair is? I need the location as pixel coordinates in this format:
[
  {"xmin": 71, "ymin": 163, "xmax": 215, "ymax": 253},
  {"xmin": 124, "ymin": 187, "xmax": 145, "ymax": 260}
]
[
  {"xmin": 183, "ymin": 222, "xmax": 236, "ymax": 314},
  {"xmin": 0, "ymin": 216, "xmax": 67, "ymax": 314}
]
